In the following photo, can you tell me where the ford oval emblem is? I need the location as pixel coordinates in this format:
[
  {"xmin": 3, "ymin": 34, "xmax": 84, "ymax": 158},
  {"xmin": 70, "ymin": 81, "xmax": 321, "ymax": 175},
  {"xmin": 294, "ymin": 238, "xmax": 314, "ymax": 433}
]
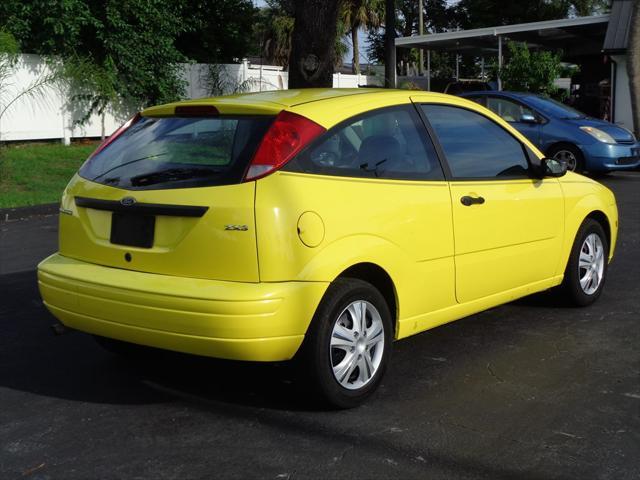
[{"xmin": 120, "ymin": 196, "xmax": 137, "ymax": 206}]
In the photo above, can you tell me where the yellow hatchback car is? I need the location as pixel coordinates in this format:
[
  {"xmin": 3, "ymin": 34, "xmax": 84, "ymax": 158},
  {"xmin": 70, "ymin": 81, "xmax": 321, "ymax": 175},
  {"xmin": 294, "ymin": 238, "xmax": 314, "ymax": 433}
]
[{"xmin": 38, "ymin": 89, "xmax": 618, "ymax": 407}]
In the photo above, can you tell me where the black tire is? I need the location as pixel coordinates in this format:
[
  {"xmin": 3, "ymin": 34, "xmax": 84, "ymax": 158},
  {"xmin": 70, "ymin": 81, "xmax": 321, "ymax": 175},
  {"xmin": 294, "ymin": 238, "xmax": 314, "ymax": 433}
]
[
  {"xmin": 560, "ymin": 219, "xmax": 608, "ymax": 306},
  {"xmin": 547, "ymin": 143, "xmax": 584, "ymax": 173},
  {"xmin": 298, "ymin": 278, "xmax": 393, "ymax": 409}
]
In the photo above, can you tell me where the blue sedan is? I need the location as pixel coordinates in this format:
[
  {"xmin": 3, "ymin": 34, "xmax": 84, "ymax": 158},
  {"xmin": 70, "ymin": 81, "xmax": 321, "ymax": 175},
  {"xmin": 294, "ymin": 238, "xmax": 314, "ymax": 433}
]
[{"xmin": 461, "ymin": 91, "xmax": 640, "ymax": 173}]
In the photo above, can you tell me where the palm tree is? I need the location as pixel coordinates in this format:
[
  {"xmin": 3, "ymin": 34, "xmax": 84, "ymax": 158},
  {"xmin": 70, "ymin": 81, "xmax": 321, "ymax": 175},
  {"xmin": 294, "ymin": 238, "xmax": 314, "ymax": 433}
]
[
  {"xmin": 342, "ymin": 0, "xmax": 382, "ymax": 74},
  {"xmin": 628, "ymin": 0, "xmax": 640, "ymax": 137}
]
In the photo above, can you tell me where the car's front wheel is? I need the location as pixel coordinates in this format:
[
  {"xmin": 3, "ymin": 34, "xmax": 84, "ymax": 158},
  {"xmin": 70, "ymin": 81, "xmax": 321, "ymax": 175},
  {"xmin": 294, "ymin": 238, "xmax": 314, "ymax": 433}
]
[
  {"xmin": 300, "ymin": 278, "xmax": 393, "ymax": 408},
  {"xmin": 560, "ymin": 218, "xmax": 608, "ymax": 306},
  {"xmin": 548, "ymin": 144, "xmax": 584, "ymax": 173}
]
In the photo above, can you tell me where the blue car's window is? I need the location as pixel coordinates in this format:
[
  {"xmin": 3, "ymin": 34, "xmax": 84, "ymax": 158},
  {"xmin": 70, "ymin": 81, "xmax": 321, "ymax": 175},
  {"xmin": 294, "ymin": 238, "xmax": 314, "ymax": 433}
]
[
  {"xmin": 486, "ymin": 97, "xmax": 536, "ymax": 123},
  {"xmin": 422, "ymin": 104, "xmax": 529, "ymax": 179},
  {"xmin": 523, "ymin": 95, "xmax": 585, "ymax": 119},
  {"xmin": 286, "ymin": 106, "xmax": 444, "ymax": 181}
]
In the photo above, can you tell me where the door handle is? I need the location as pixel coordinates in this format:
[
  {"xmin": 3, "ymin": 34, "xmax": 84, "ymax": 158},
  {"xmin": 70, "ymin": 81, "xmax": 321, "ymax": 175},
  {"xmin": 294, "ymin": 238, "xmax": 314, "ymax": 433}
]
[{"xmin": 460, "ymin": 195, "xmax": 485, "ymax": 206}]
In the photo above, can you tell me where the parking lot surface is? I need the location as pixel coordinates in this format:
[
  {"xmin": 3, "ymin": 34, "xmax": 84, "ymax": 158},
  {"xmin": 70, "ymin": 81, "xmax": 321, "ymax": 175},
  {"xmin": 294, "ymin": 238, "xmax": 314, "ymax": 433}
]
[{"xmin": 1, "ymin": 173, "xmax": 639, "ymax": 479}]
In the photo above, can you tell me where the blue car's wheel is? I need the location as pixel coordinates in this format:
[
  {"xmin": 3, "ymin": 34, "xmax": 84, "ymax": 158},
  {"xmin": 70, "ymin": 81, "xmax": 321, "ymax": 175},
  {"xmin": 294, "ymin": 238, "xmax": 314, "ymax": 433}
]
[{"xmin": 548, "ymin": 144, "xmax": 584, "ymax": 173}]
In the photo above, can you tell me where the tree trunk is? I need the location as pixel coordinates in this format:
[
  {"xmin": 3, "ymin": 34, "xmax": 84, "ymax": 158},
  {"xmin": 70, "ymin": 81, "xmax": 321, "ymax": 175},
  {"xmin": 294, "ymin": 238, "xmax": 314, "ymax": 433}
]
[
  {"xmin": 288, "ymin": 0, "xmax": 341, "ymax": 89},
  {"xmin": 384, "ymin": 0, "xmax": 396, "ymax": 88},
  {"xmin": 628, "ymin": 1, "xmax": 640, "ymax": 137},
  {"xmin": 352, "ymin": 28, "xmax": 360, "ymax": 75}
]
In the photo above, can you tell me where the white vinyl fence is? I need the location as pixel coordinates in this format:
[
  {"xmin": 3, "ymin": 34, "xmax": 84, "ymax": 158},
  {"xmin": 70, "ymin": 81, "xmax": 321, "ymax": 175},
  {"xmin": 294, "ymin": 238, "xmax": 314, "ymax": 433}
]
[{"xmin": 0, "ymin": 55, "xmax": 382, "ymax": 143}]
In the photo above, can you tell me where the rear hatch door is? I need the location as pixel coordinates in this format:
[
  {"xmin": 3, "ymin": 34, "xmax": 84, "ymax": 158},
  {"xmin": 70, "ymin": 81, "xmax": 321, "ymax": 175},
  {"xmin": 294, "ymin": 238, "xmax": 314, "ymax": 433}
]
[{"xmin": 60, "ymin": 105, "xmax": 278, "ymax": 282}]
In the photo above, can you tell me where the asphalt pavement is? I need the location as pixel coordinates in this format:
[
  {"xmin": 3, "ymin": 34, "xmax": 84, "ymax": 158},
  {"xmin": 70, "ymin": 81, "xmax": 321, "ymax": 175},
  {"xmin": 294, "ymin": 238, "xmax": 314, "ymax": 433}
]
[{"xmin": 1, "ymin": 173, "xmax": 639, "ymax": 479}]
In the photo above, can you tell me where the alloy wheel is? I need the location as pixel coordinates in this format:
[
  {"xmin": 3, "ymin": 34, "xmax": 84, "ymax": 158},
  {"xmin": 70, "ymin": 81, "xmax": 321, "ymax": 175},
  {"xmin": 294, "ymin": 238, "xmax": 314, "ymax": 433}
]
[
  {"xmin": 553, "ymin": 149, "xmax": 578, "ymax": 171},
  {"xmin": 578, "ymin": 233, "xmax": 605, "ymax": 295},
  {"xmin": 329, "ymin": 300, "xmax": 385, "ymax": 390}
]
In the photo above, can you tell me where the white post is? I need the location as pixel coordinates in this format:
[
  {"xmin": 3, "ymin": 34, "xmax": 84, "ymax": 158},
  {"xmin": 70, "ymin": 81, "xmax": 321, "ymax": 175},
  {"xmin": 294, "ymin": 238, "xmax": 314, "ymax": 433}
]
[
  {"xmin": 427, "ymin": 50, "xmax": 431, "ymax": 91},
  {"xmin": 497, "ymin": 35, "xmax": 503, "ymax": 91},
  {"xmin": 418, "ymin": 0, "xmax": 424, "ymax": 75},
  {"xmin": 242, "ymin": 58, "xmax": 248, "ymax": 85}
]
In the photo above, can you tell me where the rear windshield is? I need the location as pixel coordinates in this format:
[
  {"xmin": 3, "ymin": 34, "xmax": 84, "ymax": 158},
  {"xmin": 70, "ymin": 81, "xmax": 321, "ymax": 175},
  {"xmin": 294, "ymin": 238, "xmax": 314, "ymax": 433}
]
[{"xmin": 79, "ymin": 115, "xmax": 273, "ymax": 189}]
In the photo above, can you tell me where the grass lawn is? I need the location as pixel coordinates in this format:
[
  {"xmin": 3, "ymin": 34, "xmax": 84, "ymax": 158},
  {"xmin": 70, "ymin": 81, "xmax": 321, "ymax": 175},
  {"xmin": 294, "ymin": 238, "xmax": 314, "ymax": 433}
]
[{"xmin": 0, "ymin": 142, "xmax": 97, "ymax": 209}]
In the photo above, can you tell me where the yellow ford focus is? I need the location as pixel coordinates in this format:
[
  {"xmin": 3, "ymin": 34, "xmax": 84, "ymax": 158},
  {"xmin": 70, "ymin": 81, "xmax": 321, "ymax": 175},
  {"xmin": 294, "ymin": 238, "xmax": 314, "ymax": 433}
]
[{"xmin": 38, "ymin": 89, "xmax": 618, "ymax": 407}]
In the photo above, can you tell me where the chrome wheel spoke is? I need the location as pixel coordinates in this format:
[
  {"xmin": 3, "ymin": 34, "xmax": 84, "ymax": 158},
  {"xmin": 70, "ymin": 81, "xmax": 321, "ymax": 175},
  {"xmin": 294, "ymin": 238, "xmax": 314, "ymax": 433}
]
[
  {"xmin": 357, "ymin": 355, "xmax": 372, "ymax": 383},
  {"xmin": 579, "ymin": 251, "xmax": 593, "ymax": 268},
  {"xmin": 347, "ymin": 301, "xmax": 365, "ymax": 335},
  {"xmin": 334, "ymin": 352, "xmax": 357, "ymax": 383},
  {"xmin": 366, "ymin": 324, "xmax": 384, "ymax": 347},
  {"xmin": 331, "ymin": 324, "xmax": 354, "ymax": 350}
]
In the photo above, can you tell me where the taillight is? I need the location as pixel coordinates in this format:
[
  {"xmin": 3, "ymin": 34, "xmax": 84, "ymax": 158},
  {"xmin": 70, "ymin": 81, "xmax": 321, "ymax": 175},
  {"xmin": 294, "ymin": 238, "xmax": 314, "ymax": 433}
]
[
  {"xmin": 88, "ymin": 112, "xmax": 141, "ymax": 159},
  {"xmin": 244, "ymin": 111, "xmax": 326, "ymax": 181}
]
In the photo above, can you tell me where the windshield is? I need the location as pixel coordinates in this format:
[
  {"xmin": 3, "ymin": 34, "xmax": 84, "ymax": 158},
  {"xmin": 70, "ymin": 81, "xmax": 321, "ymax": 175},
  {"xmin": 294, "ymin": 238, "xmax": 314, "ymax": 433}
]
[
  {"xmin": 523, "ymin": 95, "xmax": 586, "ymax": 119},
  {"xmin": 79, "ymin": 115, "xmax": 273, "ymax": 189}
]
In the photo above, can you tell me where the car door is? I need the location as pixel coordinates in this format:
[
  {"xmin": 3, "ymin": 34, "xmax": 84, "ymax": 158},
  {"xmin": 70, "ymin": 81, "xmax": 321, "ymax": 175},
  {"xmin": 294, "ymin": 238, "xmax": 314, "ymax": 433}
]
[
  {"xmin": 484, "ymin": 96, "xmax": 543, "ymax": 147},
  {"xmin": 417, "ymin": 102, "xmax": 564, "ymax": 304}
]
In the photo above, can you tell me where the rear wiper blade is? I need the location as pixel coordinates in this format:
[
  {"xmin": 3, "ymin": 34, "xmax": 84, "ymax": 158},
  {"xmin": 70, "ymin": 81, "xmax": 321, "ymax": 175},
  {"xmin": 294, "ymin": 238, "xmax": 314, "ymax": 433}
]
[
  {"xmin": 91, "ymin": 152, "xmax": 169, "ymax": 181},
  {"xmin": 131, "ymin": 167, "xmax": 223, "ymax": 186}
]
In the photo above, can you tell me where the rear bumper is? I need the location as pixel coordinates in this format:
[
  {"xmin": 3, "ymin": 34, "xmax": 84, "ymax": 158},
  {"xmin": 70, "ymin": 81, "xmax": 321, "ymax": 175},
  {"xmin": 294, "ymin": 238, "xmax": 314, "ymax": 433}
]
[
  {"xmin": 38, "ymin": 254, "xmax": 328, "ymax": 361},
  {"xmin": 582, "ymin": 142, "xmax": 640, "ymax": 171}
]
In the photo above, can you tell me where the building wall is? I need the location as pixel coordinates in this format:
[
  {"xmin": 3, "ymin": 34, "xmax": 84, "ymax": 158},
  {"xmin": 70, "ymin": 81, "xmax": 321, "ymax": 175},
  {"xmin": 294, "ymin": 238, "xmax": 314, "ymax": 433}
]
[
  {"xmin": 1, "ymin": 55, "xmax": 382, "ymax": 143},
  {"xmin": 612, "ymin": 54, "xmax": 633, "ymax": 131}
]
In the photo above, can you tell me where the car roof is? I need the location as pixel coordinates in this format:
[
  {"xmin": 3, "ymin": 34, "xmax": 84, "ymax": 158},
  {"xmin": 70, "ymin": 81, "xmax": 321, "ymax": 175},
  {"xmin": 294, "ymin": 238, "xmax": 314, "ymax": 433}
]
[
  {"xmin": 461, "ymin": 90, "xmax": 537, "ymax": 100},
  {"xmin": 142, "ymin": 88, "xmax": 461, "ymax": 128}
]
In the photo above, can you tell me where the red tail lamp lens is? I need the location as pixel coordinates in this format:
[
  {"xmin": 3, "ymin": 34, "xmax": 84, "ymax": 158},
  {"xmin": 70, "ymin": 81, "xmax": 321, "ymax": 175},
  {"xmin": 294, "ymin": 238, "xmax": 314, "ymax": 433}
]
[
  {"xmin": 89, "ymin": 112, "xmax": 140, "ymax": 159},
  {"xmin": 245, "ymin": 111, "xmax": 326, "ymax": 181}
]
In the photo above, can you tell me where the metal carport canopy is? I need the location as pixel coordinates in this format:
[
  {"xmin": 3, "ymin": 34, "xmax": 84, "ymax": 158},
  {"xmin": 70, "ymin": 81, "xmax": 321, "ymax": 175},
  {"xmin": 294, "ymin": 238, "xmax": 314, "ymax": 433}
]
[{"xmin": 395, "ymin": 15, "xmax": 610, "ymax": 57}]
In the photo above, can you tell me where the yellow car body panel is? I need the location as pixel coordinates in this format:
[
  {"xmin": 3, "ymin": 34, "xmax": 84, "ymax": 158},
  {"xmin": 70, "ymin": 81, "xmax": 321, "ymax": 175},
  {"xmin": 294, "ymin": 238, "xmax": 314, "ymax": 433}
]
[
  {"xmin": 38, "ymin": 88, "xmax": 619, "ymax": 362},
  {"xmin": 59, "ymin": 174, "xmax": 260, "ymax": 282},
  {"xmin": 38, "ymin": 254, "xmax": 327, "ymax": 361},
  {"xmin": 254, "ymin": 171, "xmax": 457, "ymax": 334},
  {"xmin": 449, "ymin": 178, "xmax": 564, "ymax": 303}
]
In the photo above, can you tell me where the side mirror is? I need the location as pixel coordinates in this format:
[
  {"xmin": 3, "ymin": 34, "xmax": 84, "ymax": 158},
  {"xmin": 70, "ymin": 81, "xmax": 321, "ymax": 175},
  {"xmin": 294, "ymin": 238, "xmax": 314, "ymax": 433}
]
[
  {"xmin": 541, "ymin": 157, "xmax": 567, "ymax": 177},
  {"xmin": 520, "ymin": 113, "xmax": 537, "ymax": 123}
]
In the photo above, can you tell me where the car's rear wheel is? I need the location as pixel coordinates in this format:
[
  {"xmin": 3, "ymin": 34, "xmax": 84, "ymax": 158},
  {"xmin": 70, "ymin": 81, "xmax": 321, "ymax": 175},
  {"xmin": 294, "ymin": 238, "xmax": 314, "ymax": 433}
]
[
  {"xmin": 560, "ymin": 219, "xmax": 608, "ymax": 306},
  {"xmin": 548, "ymin": 144, "xmax": 584, "ymax": 173},
  {"xmin": 300, "ymin": 278, "xmax": 393, "ymax": 408}
]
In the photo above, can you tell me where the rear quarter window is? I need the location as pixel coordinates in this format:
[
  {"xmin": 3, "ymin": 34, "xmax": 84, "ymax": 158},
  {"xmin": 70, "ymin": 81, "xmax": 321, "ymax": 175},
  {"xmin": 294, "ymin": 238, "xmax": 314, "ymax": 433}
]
[{"xmin": 285, "ymin": 106, "xmax": 444, "ymax": 181}]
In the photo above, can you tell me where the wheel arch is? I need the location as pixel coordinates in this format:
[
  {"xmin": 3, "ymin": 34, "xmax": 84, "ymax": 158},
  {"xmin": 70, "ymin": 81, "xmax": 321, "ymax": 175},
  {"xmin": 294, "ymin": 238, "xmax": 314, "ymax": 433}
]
[
  {"xmin": 546, "ymin": 141, "xmax": 585, "ymax": 160},
  {"xmin": 585, "ymin": 210, "xmax": 612, "ymax": 255},
  {"xmin": 559, "ymin": 203, "xmax": 617, "ymax": 278},
  {"xmin": 336, "ymin": 262, "xmax": 398, "ymax": 334}
]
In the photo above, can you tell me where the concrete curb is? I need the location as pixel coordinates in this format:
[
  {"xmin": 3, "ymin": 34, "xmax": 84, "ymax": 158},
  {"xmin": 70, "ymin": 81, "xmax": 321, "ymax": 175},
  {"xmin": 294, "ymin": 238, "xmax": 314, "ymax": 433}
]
[{"xmin": 0, "ymin": 203, "xmax": 59, "ymax": 223}]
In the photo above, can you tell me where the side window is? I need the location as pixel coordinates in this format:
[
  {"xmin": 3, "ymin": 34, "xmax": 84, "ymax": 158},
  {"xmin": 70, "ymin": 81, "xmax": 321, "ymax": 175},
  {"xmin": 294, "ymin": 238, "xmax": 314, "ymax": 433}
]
[
  {"xmin": 486, "ymin": 97, "xmax": 536, "ymax": 123},
  {"xmin": 422, "ymin": 104, "xmax": 530, "ymax": 179},
  {"xmin": 286, "ymin": 106, "xmax": 444, "ymax": 181}
]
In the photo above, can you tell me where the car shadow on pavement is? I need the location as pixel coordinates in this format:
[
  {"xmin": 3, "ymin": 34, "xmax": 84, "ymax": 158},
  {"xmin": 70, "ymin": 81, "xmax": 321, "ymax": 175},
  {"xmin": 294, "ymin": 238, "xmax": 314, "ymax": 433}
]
[
  {"xmin": 0, "ymin": 268, "xmax": 593, "ymax": 413},
  {"xmin": 0, "ymin": 270, "xmax": 337, "ymax": 411}
]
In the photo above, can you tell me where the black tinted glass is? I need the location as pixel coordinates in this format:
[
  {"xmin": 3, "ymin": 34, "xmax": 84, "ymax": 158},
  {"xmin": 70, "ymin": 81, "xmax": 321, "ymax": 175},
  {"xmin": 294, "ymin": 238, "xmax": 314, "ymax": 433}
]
[
  {"xmin": 79, "ymin": 115, "xmax": 273, "ymax": 190},
  {"xmin": 422, "ymin": 105, "xmax": 529, "ymax": 179},
  {"xmin": 286, "ymin": 106, "xmax": 443, "ymax": 181}
]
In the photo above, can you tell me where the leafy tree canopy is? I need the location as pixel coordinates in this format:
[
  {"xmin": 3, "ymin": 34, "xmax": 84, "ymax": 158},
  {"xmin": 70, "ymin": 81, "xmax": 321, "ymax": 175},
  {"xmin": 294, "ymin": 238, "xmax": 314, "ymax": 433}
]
[
  {"xmin": 496, "ymin": 41, "xmax": 564, "ymax": 96},
  {"xmin": 0, "ymin": 0, "xmax": 258, "ymax": 118},
  {"xmin": 176, "ymin": 0, "xmax": 258, "ymax": 64}
]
